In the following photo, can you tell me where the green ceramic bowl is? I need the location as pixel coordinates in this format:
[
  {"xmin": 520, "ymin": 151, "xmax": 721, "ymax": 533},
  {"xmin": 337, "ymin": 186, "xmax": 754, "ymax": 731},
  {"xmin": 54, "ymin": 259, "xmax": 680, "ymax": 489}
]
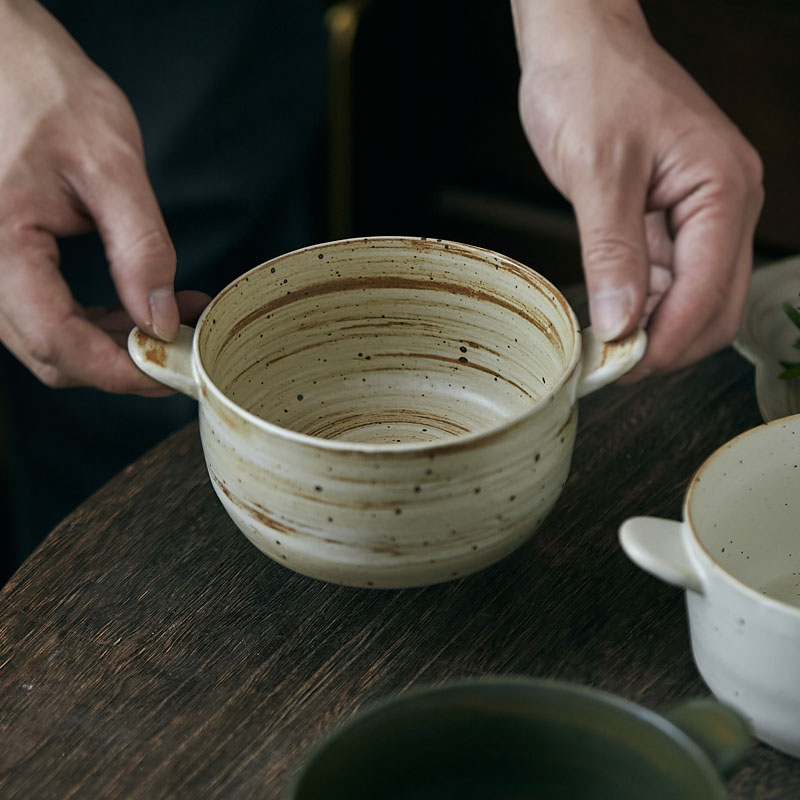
[{"xmin": 289, "ymin": 678, "xmax": 751, "ymax": 800}]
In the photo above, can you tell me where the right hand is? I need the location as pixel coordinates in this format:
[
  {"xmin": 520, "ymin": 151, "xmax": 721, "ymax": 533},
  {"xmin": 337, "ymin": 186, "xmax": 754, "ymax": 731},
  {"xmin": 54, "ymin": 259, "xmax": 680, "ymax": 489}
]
[
  {"xmin": 511, "ymin": 0, "xmax": 764, "ymax": 381},
  {"xmin": 0, "ymin": 0, "xmax": 209, "ymax": 395}
]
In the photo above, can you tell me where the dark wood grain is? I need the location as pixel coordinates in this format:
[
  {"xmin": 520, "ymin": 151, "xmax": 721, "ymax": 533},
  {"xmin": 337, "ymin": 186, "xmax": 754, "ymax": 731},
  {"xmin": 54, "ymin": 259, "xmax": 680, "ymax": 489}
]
[{"xmin": 0, "ymin": 288, "xmax": 797, "ymax": 799}]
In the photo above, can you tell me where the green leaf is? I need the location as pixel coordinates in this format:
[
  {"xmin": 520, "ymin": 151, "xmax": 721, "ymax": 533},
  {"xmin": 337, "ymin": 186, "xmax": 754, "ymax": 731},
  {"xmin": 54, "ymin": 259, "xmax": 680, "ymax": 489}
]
[
  {"xmin": 784, "ymin": 302, "xmax": 800, "ymax": 330},
  {"xmin": 779, "ymin": 363, "xmax": 800, "ymax": 380}
]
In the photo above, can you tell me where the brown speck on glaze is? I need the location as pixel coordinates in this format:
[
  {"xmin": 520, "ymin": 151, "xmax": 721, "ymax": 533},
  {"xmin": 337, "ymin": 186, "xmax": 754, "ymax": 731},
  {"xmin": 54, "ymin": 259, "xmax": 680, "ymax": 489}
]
[
  {"xmin": 134, "ymin": 330, "xmax": 168, "ymax": 367},
  {"xmin": 372, "ymin": 545, "xmax": 401, "ymax": 556}
]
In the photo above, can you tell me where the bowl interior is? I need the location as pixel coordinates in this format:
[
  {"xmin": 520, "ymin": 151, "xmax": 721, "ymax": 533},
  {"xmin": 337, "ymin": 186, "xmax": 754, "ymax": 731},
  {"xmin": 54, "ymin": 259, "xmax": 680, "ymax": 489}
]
[
  {"xmin": 197, "ymin": 238, "xmax": 577, "ymax": 445},
  {"xmin": 689, "ymin": 415, "xmax": 800, "ymax": 607},
  {"xmin": 292, "ymin": 682, "xmax": 723, "ymax": 800}
]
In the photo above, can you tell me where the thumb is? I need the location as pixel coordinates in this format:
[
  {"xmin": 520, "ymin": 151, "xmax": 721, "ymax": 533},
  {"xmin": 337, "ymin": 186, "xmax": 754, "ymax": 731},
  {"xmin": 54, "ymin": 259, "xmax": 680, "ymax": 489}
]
[
  {"xmin": 571, "ymin": 180, "xmax": 650, "ymax": 342},
  {"xmin": 77, "ymin": 146, "xmax": 179, "ymax": 342}
]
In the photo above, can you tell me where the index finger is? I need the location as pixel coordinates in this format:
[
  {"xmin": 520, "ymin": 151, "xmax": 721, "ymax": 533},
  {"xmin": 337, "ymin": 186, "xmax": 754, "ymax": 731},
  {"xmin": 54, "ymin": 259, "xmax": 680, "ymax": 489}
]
[
  {"xmin": 0, "ymin": 227, "xmax": 173, "ymax": 394},
  {"xmin": 68, "ymin": 136, "xmax": 180, "ymax": 343},
  {"xmin": 635, "ymin": 187, "xmax": 747, "ymax": 374}
]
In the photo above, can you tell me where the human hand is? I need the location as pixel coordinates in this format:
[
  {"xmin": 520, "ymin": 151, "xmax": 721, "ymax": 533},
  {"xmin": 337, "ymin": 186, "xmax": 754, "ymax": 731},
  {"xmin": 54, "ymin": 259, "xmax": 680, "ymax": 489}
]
[
  {"xmin": 511, "ymin": 0, "xmax": 764, "ymax": 380},
  {"xmin": 0, "ymin": 0, "xmax": 209, "ymax": 395}
]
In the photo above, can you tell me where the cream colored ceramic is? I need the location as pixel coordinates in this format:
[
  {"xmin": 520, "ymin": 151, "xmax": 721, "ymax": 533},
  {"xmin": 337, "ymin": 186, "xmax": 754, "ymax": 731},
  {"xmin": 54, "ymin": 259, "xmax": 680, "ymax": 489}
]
[
  {"xmin": 620, "ymin": 414, "xmax": 800, "ymax": 758},
  {"xmin": 129, "ymin": 236, "xmax": 645, "ymax": 588},
  {"xmin": 734, "ymin": 255, "xmax": 800, "ymax": 421}
]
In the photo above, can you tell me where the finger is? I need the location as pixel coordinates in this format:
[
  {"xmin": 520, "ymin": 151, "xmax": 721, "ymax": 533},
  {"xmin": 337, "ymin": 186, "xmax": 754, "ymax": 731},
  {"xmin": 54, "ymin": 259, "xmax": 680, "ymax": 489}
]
[
  {"xmin": 654, "ymin": 194, "xmax": 758, "ymax": 372},
  {"xmin": 640, "ymin": 263, "xmax": 673, "ymax": 324},
  {"xmin": 667, "ymin": 247, "xmax": 752, "ymax": 371},
  {"xmin": 0, "ymin": 228, "xmax": 171, "ymax": 393},
  {"xmin": 91, "ymin": 290, "xmax": 213, "ymax": 348},
  {"xmin": 174, "ymin": 289, "xmax": 213, "ymax": 324},
  {"xmin": 644, "ymin": 211, "xmax": 674, "ymax": 267},
  {"xmin": 87, "ymin": 290, "xmax": 212, "ymax": 331},
  {"xmin": 69, "ymin": 136, "xmax": 180, "ymax": 343},
  {"xmin": 570, "ymin": 167, "xmax": 650, "ymax": 342},
  {"xmin": 630, "ymin": 186, "xmax": 746, "ymax": 376}
]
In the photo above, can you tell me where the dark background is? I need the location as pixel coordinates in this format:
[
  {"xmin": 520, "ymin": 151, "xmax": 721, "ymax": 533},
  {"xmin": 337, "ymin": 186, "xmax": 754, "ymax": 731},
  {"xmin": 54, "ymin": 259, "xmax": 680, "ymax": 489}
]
[{"xmin": 2, "ymin": 0, "xmax": 799, "ymax": 583}]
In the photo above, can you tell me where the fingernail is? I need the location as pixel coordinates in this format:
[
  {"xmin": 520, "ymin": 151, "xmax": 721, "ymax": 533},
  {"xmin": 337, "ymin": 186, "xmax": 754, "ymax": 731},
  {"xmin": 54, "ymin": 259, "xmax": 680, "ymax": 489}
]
[
  {"xmin": 149, "ymin": 288, "xmax": 179, "ymax": 341},
  {"xmin": 591, "ymin": 286, "xmax": 635, "ymax": 342}
]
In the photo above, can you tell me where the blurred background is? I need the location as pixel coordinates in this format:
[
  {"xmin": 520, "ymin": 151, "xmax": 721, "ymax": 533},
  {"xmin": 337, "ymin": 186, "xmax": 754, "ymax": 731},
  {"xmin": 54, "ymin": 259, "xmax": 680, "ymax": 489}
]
[{"xmin": 1, "ymin": 0, "xmax": 798, "ymax": 583}]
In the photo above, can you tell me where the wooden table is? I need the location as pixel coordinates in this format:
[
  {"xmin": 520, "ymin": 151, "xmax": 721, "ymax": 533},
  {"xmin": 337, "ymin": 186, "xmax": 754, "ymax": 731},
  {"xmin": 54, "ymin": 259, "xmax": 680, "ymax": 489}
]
[{"xmin": 1, "ymin": 290, "xmax": 798, "ymax": 799}]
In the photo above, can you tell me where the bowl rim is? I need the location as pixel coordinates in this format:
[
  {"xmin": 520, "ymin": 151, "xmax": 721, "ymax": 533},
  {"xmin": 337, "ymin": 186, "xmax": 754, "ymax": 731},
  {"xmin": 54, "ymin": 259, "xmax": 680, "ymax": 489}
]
[
  {"xmin": 288, "ymin": 675, "xmax": 728, "ymax": 798},
  {"xmin": 685, "ymin": 411, "xmax": 800, "ymax": 617},
  {"xmin": 192, "ymin": 236, "xmax": 583, "ymax": 453}
]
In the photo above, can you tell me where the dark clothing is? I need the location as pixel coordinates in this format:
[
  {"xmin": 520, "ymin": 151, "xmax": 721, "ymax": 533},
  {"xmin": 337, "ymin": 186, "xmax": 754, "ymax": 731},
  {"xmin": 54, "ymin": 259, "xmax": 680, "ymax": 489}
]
[{"xmin": 0, "ymin": 1, "xmax": 326, "ymax": 576}]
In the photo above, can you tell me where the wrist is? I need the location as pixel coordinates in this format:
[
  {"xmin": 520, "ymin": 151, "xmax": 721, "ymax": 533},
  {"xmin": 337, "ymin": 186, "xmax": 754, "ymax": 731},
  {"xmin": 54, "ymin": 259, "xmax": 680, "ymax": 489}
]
[{"xmin": 511, "ymin": 0, "xmax": 649, "ymax": 71}]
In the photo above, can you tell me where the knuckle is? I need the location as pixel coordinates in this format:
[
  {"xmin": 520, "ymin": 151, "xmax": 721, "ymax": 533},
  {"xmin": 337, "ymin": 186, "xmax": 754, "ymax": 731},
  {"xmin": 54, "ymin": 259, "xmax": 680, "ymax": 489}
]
[
  {"xmin": 707, "ymin": 280, "xmax": 730, "ymax": 312},
  {"xmin": 22, "ymin": 328, "xmax": 59, "ymax": 368},
  {"xmin": 33, "ymin": 362, "xmax": 69, "ymax": 389},
  {"xmin": 582, "ymin": 234, "xmax": 645, "ymax": 273},
  {"xmin": 707, "ymin": 141, "xmax": 763, "ymax": 202},
  {"xmin": 110, "ymin": 227, "xmax": 176, "ymax": 274},
  {"xmin": 86, "ymin": 135, "xmax": 142, "ymax": 181},
  {"xmin": 738, "ymin": 143, "xmax": 764, "ymax": 190}
]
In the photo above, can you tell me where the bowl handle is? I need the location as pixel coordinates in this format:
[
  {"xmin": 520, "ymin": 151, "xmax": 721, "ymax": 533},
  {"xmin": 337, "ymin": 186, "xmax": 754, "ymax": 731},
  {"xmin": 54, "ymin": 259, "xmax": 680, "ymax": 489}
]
[
  {"xmin": 127, "ymin": 324, "xmax": 198, "ymax": 399},
  {"xmin": 664, "ymin": 699, "xmax": 752, "ymax": 778},
  {"xmin": 618, "ymin": 517, "xmax": 705, "ymax": 594},
  {"xmin": 576, "ymin": 327, "xmax": 647, "ymax": 398}
]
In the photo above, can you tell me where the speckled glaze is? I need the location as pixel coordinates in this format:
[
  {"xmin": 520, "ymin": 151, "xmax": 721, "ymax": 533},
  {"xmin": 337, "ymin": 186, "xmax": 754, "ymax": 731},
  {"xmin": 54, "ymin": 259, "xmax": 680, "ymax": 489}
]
[
  {"xmin": 620, "ymin": 414, "xmax": 800, "ymax": 758},
  {"xmin": 130, "ymin": 237, "xmax": 645, "ymax": 588},
  {"xmin": 734, "ymin": 255, "xmax": 800, "ymax": 421}
]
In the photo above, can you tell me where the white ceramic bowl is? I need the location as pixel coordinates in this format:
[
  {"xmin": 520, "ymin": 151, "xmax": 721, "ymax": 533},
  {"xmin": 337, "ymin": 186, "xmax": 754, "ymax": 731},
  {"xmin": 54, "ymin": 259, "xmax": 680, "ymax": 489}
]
[
  {"xmin": 130, "ymin": 237, "xmax": 645, "ymax": 588},
  {"xmin": 620, "ymin": 414, "xmax": 800, "ymax": 757},
  {"xmin": 734, "ymin": 255, "xmax": 800, "ymax": 422}
]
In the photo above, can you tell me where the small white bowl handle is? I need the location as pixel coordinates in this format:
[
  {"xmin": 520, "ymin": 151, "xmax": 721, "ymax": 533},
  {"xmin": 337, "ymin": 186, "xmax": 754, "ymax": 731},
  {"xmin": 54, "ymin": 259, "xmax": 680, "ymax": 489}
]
[
  {"xmin": 619, "ymin": 517, "xmax": 705, "ymax": 595},
  {"xmin": 128, "ymin": 324, "xmax": 199, "ymax": 399},
  {"xmin": 576, "ymin": 327, "xmax": 647, "ymax": 398}
]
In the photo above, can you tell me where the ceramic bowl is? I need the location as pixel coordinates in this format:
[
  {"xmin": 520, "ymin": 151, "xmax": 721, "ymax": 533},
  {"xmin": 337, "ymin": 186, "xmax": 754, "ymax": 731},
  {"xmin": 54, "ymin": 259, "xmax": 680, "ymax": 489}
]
[
  {"xmin": 290, "ymin": 678, "xmax": 750, "ymax": 799},
  {"xmin": 129, "ymin": 236, "xmax": 645, "ymax": 588},
  {"xmin": 620, "ymin": 414, "xmax": 800, "ymax": 757},
  {"xmin": 734, "ymin": 255, "xmax": 800, "ymax": 421}
]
